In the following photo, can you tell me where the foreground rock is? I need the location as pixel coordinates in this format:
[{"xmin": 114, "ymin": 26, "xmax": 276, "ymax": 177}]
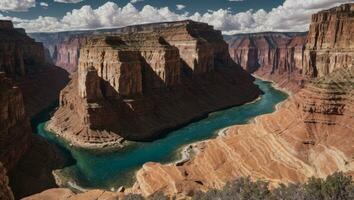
[{"xmin": 47, "ymin": 20, "xmax": 261, "ymax": 150}]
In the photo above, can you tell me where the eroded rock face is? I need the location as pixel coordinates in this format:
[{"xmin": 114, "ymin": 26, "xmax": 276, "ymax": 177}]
[
  {"xmin": 0, "ymin": 21, "xmax": 45, "ymax": 78},
  {"xmin": 55, "ymin": 37, "xmax": 88, "ymax": 73},
  {"xmin": 227, "ymin": 32, "xmax": 307, "ymax": 92},
  {"xmin": 0, "ymin": 73, "xmax": 31, "ymax": 171},
  {"xmin": 47, "ymin": 20, "xmax": 261, "ymax": 150},
  {"xmin": 303, "ymin": 3, "xmax": 354, "ymax": 77},
  {"xmin": 0, "ymin": 20, "xmax": 70, "ymax": 199},
  {"xmin": 0, "ymin": 162, "xmax": 14, "ymax": 200}
]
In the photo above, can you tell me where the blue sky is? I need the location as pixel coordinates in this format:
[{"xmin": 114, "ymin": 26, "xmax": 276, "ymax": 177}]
[
  {"xmin": 0, "ymin": 0, "xmax": 351, "ymax": 33},
  {"xmin": 3, "ymin": 0, "xmax": 285, "ymax": 19}
]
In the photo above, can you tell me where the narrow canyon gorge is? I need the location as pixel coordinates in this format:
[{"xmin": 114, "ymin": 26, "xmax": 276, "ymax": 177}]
[{"xmin": 0, "ymin": 2, "xmax": 353, "ymax": 200}]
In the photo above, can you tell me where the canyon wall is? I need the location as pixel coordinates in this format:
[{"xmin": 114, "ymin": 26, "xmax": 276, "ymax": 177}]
[
  {"xmin": 0, "ymin": 162, "xmax": 14, "ymax": 200},
  {"xmin": 303, "ymin": 3, "xmax": 354, "ymax": 77},
  {"xmin": 0, "ymin": 21, "xmax": 45, "ymax": 78},
  {"xmin": 0, "ymin": 20, "xmax": 69, "ymax": 117},
  {"xmin": 227, "ymin": 32, "xmax": 307, "ymax": 92},
  {"xmin": 0, "ymin": 20, "xmax": 70, "ymax": 199},
  {"xmin": 0, "ymin": 72, "xmax": 31, "ymax": 171},
  {"xmin": 47, "ymin": 20, "xmax": 261, "ymax": 150},
  {"xmin": 129, "ymin": 4, "xmax": 354, "ymax": 197}
]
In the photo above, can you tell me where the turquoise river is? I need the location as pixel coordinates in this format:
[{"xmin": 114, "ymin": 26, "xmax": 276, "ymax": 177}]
[{"xmin": 32, "ymin": 79, "xmax": 288, "ymax": 190}]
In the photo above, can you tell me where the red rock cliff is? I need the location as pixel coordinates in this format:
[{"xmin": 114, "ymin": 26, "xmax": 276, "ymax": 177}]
[
  {"xmin": 0, "ymin": 162, "xmax": 14, "ymax": 200},
  {"xmin": 0, "ymin": 21, "xmax": 45, "ymax": 78},
  {"xmin": 227, "ymin": 32, "xmax": 307, "ymax": 91},
  {"xmin": 303, "ymin": 3, "xmax": 354, "ymax": 77},
  {"xmin": 0, "ymin": 73, "xmax": 31, "ymax": 170}
]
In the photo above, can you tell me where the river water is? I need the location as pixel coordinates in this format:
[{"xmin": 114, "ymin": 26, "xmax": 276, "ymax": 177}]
[{"xmin": 33, "ymin": 79, "xmax": 288, "ymax": 190}]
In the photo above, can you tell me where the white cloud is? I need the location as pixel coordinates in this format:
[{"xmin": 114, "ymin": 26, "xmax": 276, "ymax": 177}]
[
  {"xmin": 130, "ymin": 0, "xmax": 144, "ymax": 4},
  {"xmin": 0, "ymin": 0, "xmax": 35, "ymax": 12},
  {"xmin": 54, "ymin": 0, "xmax": 84, "ymax": 3},
  {"xmin": 40, "ymin": 2, "xmax": 48, "ymax": 7},
  {"xmin": 176, "ymin": 4, "xmax": 186, "ymax": 10},
  {"xmin": 0, "ymin": 0, "xmax": 352, "ymax": 33}
]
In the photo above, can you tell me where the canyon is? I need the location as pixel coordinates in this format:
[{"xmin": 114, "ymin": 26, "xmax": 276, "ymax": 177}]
[
  {"xmin": 1, "ymin": 2, "xmax": 353, "ymax": 200},
  {"xmin": 45, "ymin": 20, "xmax": 261, "ymax": 150}
]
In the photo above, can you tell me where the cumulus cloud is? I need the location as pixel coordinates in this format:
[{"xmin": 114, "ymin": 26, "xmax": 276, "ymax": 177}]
[
  {"xmin": 0, "ymin": 0, "xmax": 35, "ymax": 12},
  {"xmin": 54, "ymin": 0, "xmax": 84, "ymax": 3},
  {"xmin": 130, "ymin": 0, "xmax": 144, "ymax": 4},
  {"xmin": 176, "ymin": 4, "xmax": 186, "ymax": 10},
  {"xmin": 40, "ymin": 2, "xmax": 48, "ymax": 7},
  {"xmin": 1, "ymin": 0, "xmax": 352, "ymax": 33}
]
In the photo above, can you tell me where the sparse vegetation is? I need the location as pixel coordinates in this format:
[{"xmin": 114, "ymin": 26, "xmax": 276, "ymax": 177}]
[
  {"xmin": 122, "ymin": 172, "xmax": 354, "ymax": 200},
  {"xmin": 193, "ymin": 172, "xmax": 354, "ymax": 200}
]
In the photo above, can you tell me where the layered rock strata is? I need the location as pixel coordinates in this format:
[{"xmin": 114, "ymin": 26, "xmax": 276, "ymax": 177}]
[
  {"xmin": 227, "ymin": 32, "xmax": 307, "ymax": 92},
  {"xmin": 0, "ymin": 162, "xmax": 14, "ymax": 200},
  {"xmin": 303, "ymin": 3, "xmax": 354, "ymax": 77},
  {"xmin": 31, "ymin": 20, "xmax": 233, "ymax": 75},
  {"xmin": 131, "ymin": 66, "xmax": 354, "ymax": 197},
  {"xmin": 47, "ymin": 21, "xmax": 261, "ymax": 149},
  {"xmin": 0, "ymin": 20, "xmax": 70, "ymax": 198},
  {"xmin": 0, "ymin": 20, "xmax": 45, "ymax": 78},
  {"xmin": 0, "ymin": 73, "xmax": 31, "ymax": 170}
]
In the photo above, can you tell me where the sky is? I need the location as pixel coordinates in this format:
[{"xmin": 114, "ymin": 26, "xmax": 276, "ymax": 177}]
[{"xmin": 0, "ymin": 0, "xmax": 352, "ymax": 33}]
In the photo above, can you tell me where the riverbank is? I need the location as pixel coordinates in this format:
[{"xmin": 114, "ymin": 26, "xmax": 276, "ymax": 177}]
[{"xmin": 172, "ymin": 78, "xmax": 289, "ymax": 168}]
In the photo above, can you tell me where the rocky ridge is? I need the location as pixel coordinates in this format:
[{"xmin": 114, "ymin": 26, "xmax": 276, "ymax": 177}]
[{"xmin": 47, "ymin": 20, "xmax": 261, "ymax": 149}]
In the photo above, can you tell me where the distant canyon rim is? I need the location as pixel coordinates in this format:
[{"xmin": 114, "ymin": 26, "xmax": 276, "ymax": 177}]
[{"xmin": 0, "ymin": 2, "xmax": 353, "ymax": 200}]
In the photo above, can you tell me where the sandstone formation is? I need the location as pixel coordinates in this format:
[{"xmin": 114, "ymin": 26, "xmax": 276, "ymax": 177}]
[
  {"xmin": 303, "ymin": 3, "xmax": 354, "ymax": 77},
  {"xmin": 31, "ymin": 21, "xmax": 234, "ymax": 75},
  {"xmin": 227, "ymin": 32, "xmax": 307, "ymax": 92},
  {"xmin": 47, "ymin": 20, "xmax": 261, "ymax": 150},
  {"xmin": 0, "ymin": 20, "xmax": 69, "ymax": 117},
  {"xmin": 0, "ymin": 162, "xmax": 14, "ymax": 200},
  {"xmin": 0, "ymin": 20, "xmax": 45, "ymax": 78},
  {"xmin": 132, "ymin": 66, "xmax": 354, "ymax": 197},
  {"xmin": 0, "ymin": 72, "xmax": 31, "ymax": 170},
  {"xmin": 0, "ymin": 20, "xmax": 70, "ymax": 199}
]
